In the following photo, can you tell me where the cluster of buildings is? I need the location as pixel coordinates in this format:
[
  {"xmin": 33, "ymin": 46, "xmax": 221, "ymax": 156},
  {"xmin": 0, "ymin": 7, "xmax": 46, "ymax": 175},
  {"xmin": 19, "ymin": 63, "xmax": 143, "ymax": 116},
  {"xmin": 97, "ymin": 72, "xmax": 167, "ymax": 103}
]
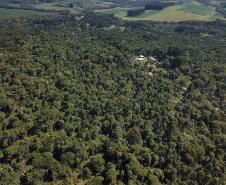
[{"xmin": 134, "ymin": 55, "xmax": 158, "ymax": 62}]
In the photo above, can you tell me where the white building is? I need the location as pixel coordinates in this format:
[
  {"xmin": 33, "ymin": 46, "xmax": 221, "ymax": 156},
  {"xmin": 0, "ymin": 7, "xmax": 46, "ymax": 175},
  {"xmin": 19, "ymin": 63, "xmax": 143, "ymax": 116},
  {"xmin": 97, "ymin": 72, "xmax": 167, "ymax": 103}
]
[
  {"xmin": 148, "ymin": 56, "xmax": 157, "ymax": 61},
  {"xmin": 134, "ymin": 55, "xmax": 158, "ymax": 62},
  {"xmin": 135, "ymin": 55, "xmax": 147, "ymax": 61}
]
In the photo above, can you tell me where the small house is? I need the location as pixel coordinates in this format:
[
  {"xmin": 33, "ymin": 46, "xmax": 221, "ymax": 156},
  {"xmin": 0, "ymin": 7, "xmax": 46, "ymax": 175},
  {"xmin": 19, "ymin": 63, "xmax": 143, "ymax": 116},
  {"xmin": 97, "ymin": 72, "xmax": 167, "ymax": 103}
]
[
  {"xmin": 135, "ymin": 55, "xmax": 147, "ymax": 61},
  {"xmin": 139, "ymin": 55, "xmax": 145, "ymax": 58},
  {"xmin": 134, "ymin": 54, "xmax": 158, "ymax": 62},
  {"xmin": 148, "ymin": 56, "xmax": 157, "ymax": 61}
]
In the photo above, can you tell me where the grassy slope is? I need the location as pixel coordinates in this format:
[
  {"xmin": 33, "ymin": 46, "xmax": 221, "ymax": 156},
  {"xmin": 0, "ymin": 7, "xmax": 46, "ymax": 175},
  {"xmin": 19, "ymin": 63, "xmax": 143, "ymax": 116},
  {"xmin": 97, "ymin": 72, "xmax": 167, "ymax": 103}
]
[
  {"xmin": 0, "ymin": 0, "xmax": 225, "ymax": 21},
  {"xmin": 99, "ymin": 0, "xmax": 225, "ymax": 22},
  {"xmin": 33, "ymin": 3, "xmax": 81, "ymax": 14},
  {"xmin": 33, "ymin": 0, "xmax": 114, "ymax": 13},
  {"xmin": 145, "ymin": 3, "xmax": 220, "ymax": 21}
]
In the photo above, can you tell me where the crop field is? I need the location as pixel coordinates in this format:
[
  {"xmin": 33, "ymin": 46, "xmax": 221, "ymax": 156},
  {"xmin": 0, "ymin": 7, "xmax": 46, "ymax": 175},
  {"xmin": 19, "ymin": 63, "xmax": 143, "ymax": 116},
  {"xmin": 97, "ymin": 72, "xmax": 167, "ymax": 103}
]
[{"xmin": 0, "ymin": 8, "xmax": 53, "ymax": 18}]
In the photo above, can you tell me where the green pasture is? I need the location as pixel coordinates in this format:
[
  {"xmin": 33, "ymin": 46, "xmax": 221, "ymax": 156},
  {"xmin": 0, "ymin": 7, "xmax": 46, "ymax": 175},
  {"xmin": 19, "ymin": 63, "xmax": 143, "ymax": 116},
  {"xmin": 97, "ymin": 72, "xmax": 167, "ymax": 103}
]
[
  {"xmin": 33, "ymin": 3, "xmax": 81, "ymax": 13},
  {"xmin": 100, "ymin": 0, "xmax": 225, "ymax": 22}
]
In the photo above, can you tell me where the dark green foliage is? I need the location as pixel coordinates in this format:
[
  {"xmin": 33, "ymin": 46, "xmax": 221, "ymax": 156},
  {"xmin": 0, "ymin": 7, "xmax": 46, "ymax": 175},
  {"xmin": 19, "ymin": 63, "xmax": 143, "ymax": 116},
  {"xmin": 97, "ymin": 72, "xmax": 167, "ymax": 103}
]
[
  {"xmin": 127, "ymin": 9, "xmax": 145, "ymax": 17},
  {"xmin": 0, "ymin": 14, "xmax": 225, "ymax": 185},
  {"xmin": 144, "ymin": 2, "xmax": 175, "ymax": 10}
]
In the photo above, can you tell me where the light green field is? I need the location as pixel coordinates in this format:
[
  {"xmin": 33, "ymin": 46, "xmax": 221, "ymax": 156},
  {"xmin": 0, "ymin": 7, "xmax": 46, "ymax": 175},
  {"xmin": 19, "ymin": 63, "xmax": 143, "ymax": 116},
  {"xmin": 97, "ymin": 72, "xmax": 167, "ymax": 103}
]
[
  {"xmin": 0, "ymin": 0, "xmax": 225, "ymax": 21},
  {"xmin": 98, "ymin": 0, "xmax": 225, "ymax": 22},
  {"xmin": 34, "ymin": 0, "xmax": 113, "ymax": 12},
  {"xmin": 140, "ymin": 3, "xmax": 221, "ymax": 21},
  {"xmin": 80, "ymin": 0, "xmax": 114, "ymax": 9},
  {"xmin": 34, "ymin": 3, "xmax": 81, "ymax": 14},
  {"xmin": 96, "ymin": 7, "xmax": 133, "ymax": 14},
  {"xmin": 0, "ymin": 8, "xmax": 53, "ymax": 18}
]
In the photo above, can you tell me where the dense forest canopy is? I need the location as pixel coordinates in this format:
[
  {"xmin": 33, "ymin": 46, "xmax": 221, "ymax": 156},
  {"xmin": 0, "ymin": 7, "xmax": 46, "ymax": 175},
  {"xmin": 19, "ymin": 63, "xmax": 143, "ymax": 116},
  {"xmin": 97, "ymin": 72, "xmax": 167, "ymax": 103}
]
[{"xmin": 0, "ymin": 13, "xmax": 226, "ymax": 185}]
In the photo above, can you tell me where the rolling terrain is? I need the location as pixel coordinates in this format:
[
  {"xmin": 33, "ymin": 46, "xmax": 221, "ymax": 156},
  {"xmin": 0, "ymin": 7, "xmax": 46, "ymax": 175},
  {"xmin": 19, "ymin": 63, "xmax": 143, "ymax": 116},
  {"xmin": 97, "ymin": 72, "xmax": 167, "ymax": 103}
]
[
  {"xmin": 0, "ymin": 8, "xmax": 54, "ymax": 18},
  {"xmin": 97, "ymin": 0, "xmax": 225, "ymax": 21},
  {"xmin": 0, "ymin": 0, "xmax": 225, "ymax": 21},
  {"xmin": 0, "ymin": 1, "xmax": 226, "ymax": 185}
]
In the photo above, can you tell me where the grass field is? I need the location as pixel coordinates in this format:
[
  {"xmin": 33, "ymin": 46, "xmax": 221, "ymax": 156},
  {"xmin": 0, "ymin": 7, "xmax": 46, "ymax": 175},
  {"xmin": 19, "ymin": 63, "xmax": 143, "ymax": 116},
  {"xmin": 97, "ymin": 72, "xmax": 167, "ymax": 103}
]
[
  {"xmin": 141, "ymin": 3, "xmax": 221, "ymax": 21},
  {"xmin": 0, "ymin": 0, "xmax": 225, "ymax": 21},
  {"xmin": 33, "ymin": 0, "xmax": 114, "ymax": 13},
  {"xmin": 96, "ymin": 7, "xmax": 133, "ymax": 14},
  {"xmin": 0, "ymin": 8, "xmax": 54, "ymax": 18},
  {"xmin": 34, "ymin": 3, "xmax": 81, "ymax": 14},
  {"xmin": 97, "ymin": 0, "xmax": 225, "ymax": 22}
]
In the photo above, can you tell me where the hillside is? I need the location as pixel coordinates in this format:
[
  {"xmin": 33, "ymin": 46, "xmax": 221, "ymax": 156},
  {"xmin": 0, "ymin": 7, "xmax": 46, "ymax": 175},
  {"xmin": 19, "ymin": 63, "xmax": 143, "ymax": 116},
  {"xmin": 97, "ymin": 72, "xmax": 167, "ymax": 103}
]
[
  {"xmin": 0, "ymin": 14, "xmax": 226, "ymax": 184},
  {"xmin": 97, "ymin": 0, "xmax": 225, "ymax": 21}
]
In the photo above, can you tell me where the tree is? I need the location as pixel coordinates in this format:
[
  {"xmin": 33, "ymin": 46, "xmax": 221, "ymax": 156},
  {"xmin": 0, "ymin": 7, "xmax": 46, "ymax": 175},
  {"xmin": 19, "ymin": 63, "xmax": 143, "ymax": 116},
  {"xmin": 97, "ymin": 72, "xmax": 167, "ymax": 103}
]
[
  {"xmin": 105, "ymin": 162, "xmax": 119, "ymax": 185},
  {"xmin": 89, "ymin": 154, "xmax": 105, "ymax": 175}
]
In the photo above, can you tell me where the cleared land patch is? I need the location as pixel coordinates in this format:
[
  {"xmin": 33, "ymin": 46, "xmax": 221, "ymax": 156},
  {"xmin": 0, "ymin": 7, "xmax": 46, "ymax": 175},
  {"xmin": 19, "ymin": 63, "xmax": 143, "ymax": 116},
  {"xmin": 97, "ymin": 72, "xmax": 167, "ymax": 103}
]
[
  {"xmin": 34, "ymin": 3, "xmax": 81, "ymax": 14},
  {"xmin": 99, "ymin": 0, "xmax": 225, "ymax": 22},
  {"xmin": 0, "ymin": 0, "xmax": 225, "ymax": 21},
  {"xmin": 144, "ymin": 5, "xmax": 220, "ymax": 21}
]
